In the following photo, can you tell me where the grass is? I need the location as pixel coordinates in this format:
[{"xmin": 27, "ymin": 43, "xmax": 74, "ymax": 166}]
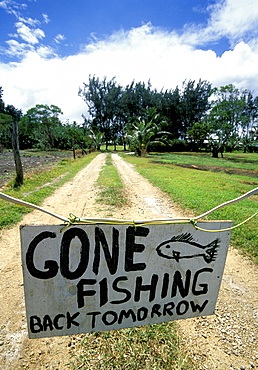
[
  {"xmin": 121, "ymin": 152, "xmax": 258, "ymax": 263},
  {"xmin": 149, "ymin": 151, "xmax": 258, "ymax": 171},
  {"xmin": 19, "ymin": 149, "xmax": 73, "ymax": 157},
  {"xmin": 96, "ymin": 153, "xmax": 127, "ymax": 214},
  {"xmin": 99, "ymin": 145, "xmax": 126, "ymax": 152},
  {"xmin": 70, "ymin": 323, "xmax": 192, "ymax": 370},
  {"xmin": 0, "ymin": 153, "xmax": 98, "ymax": 229}
]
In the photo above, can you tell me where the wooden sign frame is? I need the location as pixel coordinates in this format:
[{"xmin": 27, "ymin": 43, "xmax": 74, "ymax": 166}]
[{"xmin": 20, "ymin": 221, "xmax": 232, "ymax": 338}]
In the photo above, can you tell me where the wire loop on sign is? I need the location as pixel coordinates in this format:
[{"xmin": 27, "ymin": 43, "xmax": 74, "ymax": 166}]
[
  {"xmin": 69, "ymin": 213, "xmax": 81, "ymax": 223},
  {"xmin": 0, "ymin": 186, "xmax": 257, "ymax": 233},
  {"xmin": 190, "ymin": 219, "xmax": 197, "ymax": 227},
  {"xmin": 60, "ymin": 213, "xmax": 82, "ymax": 232},
  {"xmin": 193, "ymin": 211, "xmax": 258, "ymax": 233}
]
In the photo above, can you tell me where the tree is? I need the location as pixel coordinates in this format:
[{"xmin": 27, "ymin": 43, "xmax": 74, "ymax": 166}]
[
  {"xmin": 78, "ymin": 76, "xmax": 258, "ymax": 155},
  {"xmin": 0, "ymin": 87, "xmax": 23, "ymax": 186},
  {"xmin": 0, "ymin": 111, "xmax": 13, "ymax": 149},
  {"xmin": 19, "ymin": 104, "xmax": 63, "ymax": 149},
  {"xmin": 89, "ymin": 130, "xmax": 104, "ymax": 150},
  {"xmin": 126, "ymin": 108, "xmax": 168, "ymax": 156},
  {"xmin": 0, "ymin": 87, "xmax": 4, "ymax": 112},
  {"xmin": 122, "ymin": 80, "xmax": 157, "ymax": 118},
  {"xmin": 79, "ymin": 76, "xmax": 122, "ymax": 150},
  {"xmin": 187, "ymin": 121, "xmax": 210, "ymax": 151},
  {"xmin": 158, "ymin": 86, "xmax": 182, "ymax": 139},
  {"xmin": 207, "ymin": 84, "xmax": 248, "ymax": 157},
  {"xmin": 0, "ymin": 87, "xmax": 12, "ymax": 148},
  {"xmin": 180, "ymin": 79, "xmax": 212, "ymax": 139},
  {"xmin": 79, "ymin": 77, "xmax": 164, "ymax": 150},
  {"xmin": 241, "ymin": 92, "xmax": 258, "ymax": 152}
]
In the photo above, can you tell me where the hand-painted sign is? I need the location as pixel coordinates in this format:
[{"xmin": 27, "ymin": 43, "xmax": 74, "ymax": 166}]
[{"xmin": 20, "ymin": 221, "xmax": 232, "ymax": 339}]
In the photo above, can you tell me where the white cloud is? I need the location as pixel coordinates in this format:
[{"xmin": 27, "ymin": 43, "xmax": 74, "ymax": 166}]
[
  {"xmin": 0, "ymin": 51, "xmax": 87, "ymax": 122},
  {"xmin": 180, "ymin": 0, "xmax": 258, "ymax": 49},
  {"xmin": 3, "ymin": 39, "xmax": 33, "ymax": 57},
  {"xmin": 1, "ymin": 0, "xmax": 258, "ymax": 123},
  {"xmin": 0, "ymin": 39, "xmax": 56, "ymax": 59},
  {"xmin": 0, "ymin": 0, "xmax": 26, "ymax": 16},
  {"xmin": 42, "ymin": 13, "xmax": 50, "ymax": 24},
  {"xmin": 212, "ymin": 42, "xmax": 258, "ymax": 89},
  {"xmin": 36, "ymin": 45, "xmax": 57, "ymax": 58},
  {"xmin": 1, "ymin": 1, "xmax": 46, "ymax": 52},
  {"xmin": 208, "ymin": 0, "xmax": 258, "ymax": 40},
  {"xmin": 14, "ymin": 22, "xmax": 45, "ymax": 44},
  {"xmin": 54, "ymin": 34, "xmax": 66, "ymax": 44},
  {"xmin": 17, "ymin": 15, "xmax": 40, "ymax": 27},
  {"xmin": 0, "ymin": 1, "xmax": 8, "ymax": 10}
]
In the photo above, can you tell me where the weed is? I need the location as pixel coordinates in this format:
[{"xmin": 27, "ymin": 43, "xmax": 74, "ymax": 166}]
[{"xmin": 60, "ymin": 158, "xmax": 70, "ymax": 165}]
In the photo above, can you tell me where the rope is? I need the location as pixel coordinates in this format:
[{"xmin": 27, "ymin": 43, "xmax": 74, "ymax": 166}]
[{"xmin": 0, "ymin": 187, "xmax": 257, "ymax": 233}]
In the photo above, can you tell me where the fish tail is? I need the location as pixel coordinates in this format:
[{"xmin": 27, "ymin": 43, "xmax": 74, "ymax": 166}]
[{"xmin": 203, "ymin": 238, "xmax": 220, "ymax": 263}]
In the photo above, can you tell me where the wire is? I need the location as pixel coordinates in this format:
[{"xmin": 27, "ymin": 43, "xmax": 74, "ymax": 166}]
[
  {"xmin": 193, "ymin": 187, "xmax": 258, "ymax": 220},
  {"xmin": 0, "ymin": 186, "xmax": 257, "ymax": 232},
  {"xmin": 0, "ymin": 192, "xmax": 69, "ymax": 222}
]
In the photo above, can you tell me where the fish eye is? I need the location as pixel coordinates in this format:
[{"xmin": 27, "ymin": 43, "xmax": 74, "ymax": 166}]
[{"xmin": 165, "ymin": 244, "xmax": 171, "ymax": 249}]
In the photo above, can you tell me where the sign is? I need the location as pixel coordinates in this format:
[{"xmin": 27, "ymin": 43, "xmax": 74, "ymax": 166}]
[{"xmin": 20, "ymin": 221, "xmax": 232, "ymax": 338}]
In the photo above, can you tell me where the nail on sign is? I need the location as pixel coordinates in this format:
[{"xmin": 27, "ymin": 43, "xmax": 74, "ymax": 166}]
[{"xmin": 20, "ymin": 221, "xmax": 232, "ymax": 338}]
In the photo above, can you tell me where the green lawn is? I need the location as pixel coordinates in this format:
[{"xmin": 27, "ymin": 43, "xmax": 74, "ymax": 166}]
[
  {"xmin": 121, "ymin": 152, "xmax": 258, "ymax": 262},
  {"xmin": 149, "ymin": 151, "xmax": 258, "ymax": 171}
]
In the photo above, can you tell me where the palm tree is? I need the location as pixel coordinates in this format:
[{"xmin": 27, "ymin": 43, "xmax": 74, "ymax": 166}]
[
  {"xmin": 127, "ymin": 108, "xmax": 168, "ymax": 157},
  {"xmin": 90, "ymin": 130, "xmax": 104, "ymax": 150}
]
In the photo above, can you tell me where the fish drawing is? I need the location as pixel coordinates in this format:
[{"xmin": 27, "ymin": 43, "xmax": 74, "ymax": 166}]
[{"xmin": 156, "ymin": 233, "xmax": 220, "ymax": 263}]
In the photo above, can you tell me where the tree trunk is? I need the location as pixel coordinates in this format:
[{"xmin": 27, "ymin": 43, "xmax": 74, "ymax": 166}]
[
  {"xmin": 72, "ymin": 139, "xmax": 76, "ymax": 159},
  {"xmin": 81, "ymin": 142, "xmax": 87, "ymax": 156},
  {"xmin": 212, "ymin": 146, "xmax": 219, "ymax": 158},
  {"xmin": 11, "ymin": 120, "xmax": 23, "ymax": 187}
]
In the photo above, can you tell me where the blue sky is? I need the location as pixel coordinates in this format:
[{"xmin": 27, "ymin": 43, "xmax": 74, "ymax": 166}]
[{"xmin": 0, "ymin": 0, "xmax": 258, "ymax": 122}]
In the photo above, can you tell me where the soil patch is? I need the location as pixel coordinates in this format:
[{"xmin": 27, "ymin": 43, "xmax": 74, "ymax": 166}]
[
  {"xmin": 0, "ymin": 151, "xmax": 73, "ymax": 189},
  {"xmin": 151, "ymin": 160, "xmax": 258, "ymax": 179}
]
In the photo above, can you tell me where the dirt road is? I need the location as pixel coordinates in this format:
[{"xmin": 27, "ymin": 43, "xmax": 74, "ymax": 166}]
[{"xmin": 0, "ymin": 153, "xmax": 257, "ymax": 370}]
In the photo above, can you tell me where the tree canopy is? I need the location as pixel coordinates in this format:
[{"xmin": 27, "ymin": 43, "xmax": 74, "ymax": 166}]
[
  {"xmin": 1, "ymin": 76, "xmax": 257, "ymax": 156},
  {"xmin": 19, "ymin": 104, "xmax": 63, "ymax": 149},
  {"xmin": 0, "ymin": 87, "xmax": 24, "ymax": 186},
  {"xmin": 79, "ymin": 76, "xmax": 258, "ymax": 155}
]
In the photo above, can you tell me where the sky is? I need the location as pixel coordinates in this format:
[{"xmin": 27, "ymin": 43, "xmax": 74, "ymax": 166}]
[{"xmin": 0, "ymin": 0, "xmax": 258, "ymax": 124}]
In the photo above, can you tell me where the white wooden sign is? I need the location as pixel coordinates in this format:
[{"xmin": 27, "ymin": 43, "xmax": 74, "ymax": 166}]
[{"xmin": 20, "ymin": 221, "xmax": 232, "ymax": 338}]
